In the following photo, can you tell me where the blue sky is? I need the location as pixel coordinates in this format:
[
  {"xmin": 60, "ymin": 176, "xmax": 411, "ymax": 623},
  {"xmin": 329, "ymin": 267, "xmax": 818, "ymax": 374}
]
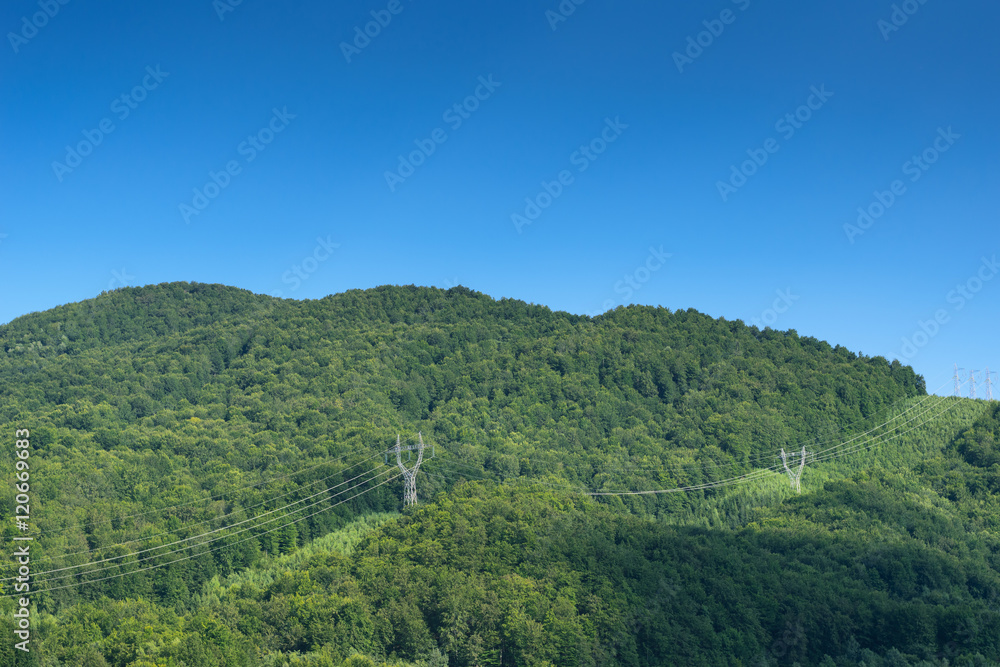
[{"xmin": 1, "ymin": 0, "xmax": 997, "ymax": 397}]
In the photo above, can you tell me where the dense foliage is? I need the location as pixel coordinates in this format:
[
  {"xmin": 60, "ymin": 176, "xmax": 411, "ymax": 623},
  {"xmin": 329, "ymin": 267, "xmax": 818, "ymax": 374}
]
[{"xmin": 0, "ymin": 282, "xmax": 994, "ymax": 665}]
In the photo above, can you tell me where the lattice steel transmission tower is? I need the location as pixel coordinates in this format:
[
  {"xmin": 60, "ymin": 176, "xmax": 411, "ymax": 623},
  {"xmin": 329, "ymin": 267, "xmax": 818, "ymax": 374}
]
[
  {"xmin": 388, "ymin": 433, "xmax": 431, "ymax": 507},
  {"xmin": 970, "ymin": 370, "xmax": 979, "ymax": 399},
  {"xmin": 986, "ymin": 367, "xmax": 995, "ymax": 402},
  {"xmin": 780, "ymin": 446, "xmax": 811, "ymax": 493},
  {"xmin": 954, "ymin": 363, "xmax": 965, "ymax": 396}
]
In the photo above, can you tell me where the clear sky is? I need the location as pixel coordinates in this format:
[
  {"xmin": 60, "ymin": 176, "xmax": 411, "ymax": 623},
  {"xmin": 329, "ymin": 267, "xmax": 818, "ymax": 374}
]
[{"xmin": 1, "ymin": 0, "xmax": 997, "ymax": 397}]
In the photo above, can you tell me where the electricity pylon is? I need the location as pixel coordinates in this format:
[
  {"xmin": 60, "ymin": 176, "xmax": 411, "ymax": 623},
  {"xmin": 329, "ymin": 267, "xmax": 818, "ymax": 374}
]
[
  {"xmin": 970, "ymin": 370, "xmax": 979, "ymax": 400},
  {"xmin": 986, "ymin": 367, "xmax": 995, "ymax": 402},
  {"xmin": 389, "ymin": 433, "xmax": 431, "ymax": 507},
  {"xmin": 780, "ymin": 446, "xmax": 811, "ymax": 493},
  {"xmin": 954, "ymin": 364, "xmax": 965, "ymax": 396}
]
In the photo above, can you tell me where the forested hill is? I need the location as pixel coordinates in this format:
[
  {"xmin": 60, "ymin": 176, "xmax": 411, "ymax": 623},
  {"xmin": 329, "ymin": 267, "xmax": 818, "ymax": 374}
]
[
  {"xmin": 9, "ymin": 282, "xmax": 989, "ymax": 666},
  {"xmin": 1, "ymin": 280, "xmax": 923, "ymax": 444},
  {"xmin": 0, "ymin": 282, "xmax": 923, "ymax": 508}
]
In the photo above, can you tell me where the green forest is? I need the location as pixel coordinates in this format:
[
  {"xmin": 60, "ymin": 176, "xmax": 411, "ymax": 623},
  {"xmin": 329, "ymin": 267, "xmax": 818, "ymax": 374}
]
[{"xmin": 0, "ymin": 282, "xmax": 997, "ymax": 666}]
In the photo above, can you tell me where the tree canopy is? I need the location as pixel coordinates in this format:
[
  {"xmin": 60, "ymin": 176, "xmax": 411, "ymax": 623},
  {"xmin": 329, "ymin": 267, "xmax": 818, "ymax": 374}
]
[{"xmin": 1, "ymin": 283, "xmax": 994, "ymax": 666}]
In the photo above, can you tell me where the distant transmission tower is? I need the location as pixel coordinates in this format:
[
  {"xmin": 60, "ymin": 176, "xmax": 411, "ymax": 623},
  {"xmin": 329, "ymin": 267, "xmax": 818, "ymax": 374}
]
[
  {"xmin": 986, "ymin": 367, "xmax": 995, "ymax": 402},
  {"xmin": 780, "ymin": 446, "xmax": 811, "ymax": 493},
  {"xmin": 970, "ymin": 370, "xmax": 979, "ymax": 399},
  {"xmin": 954, "ymin": 363, "xmax": 965, "ymax": 396},
  {"xmin": 389, "ymin": 433, "xmax": 430, "ymax": 507}
]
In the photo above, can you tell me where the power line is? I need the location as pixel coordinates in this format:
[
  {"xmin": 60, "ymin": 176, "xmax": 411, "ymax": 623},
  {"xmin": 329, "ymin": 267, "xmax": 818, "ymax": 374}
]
[
  {"xmin": 24, "ymin": 376, "xmax": 955, "ymax": 565},
  {"xmin": 790, "ymin": 395, "xmax": 963, "ymax": 467},
  {"xmin": 33, "ymin": 445, "xmax": 401, "ymax": 539},
  {"xmin": 589, "ymin": 385, "xmax": 954, "ymax": 486},
  {"xmin": 4, "ymin": 465, "xmax": 394, "ymax": 582},
  {"xmin": 12, "ymin": 467, "xmax": 395, "ymax": 589},
  {"xmin": 24, "ymin": 452, "xmax": 390, "ymax": 566},
  {"xmin": 425, "ymin": 451, "xmax": 783, "ymax": 496},
  {"xmin": 581, "ymin": 393, "xmax": 965, "ymax": 496},
  {"xmin": 428, "ymin": 390, "xmax": 965, "ymax": 499},
  {"xmin": 808, "ymin": 393, "xmax": 946, "ymax": 459},
  {"xmin": 6, "ymin": 379, "xmax": 972, "ymax": 595},
  {"xmin": 631, "ymin": 380, "xmax": 954, "ymax": 474},
  {"xmin": 17, "ymin": 392, "xmax": 967, "ymax": 597},
  {"xmin": 3, "ymin": 472, "xmax": 402, "ymax": 599},
  {"xmin": 437, "ymin": 380, "xmax": 953, "ymax": 485}
]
